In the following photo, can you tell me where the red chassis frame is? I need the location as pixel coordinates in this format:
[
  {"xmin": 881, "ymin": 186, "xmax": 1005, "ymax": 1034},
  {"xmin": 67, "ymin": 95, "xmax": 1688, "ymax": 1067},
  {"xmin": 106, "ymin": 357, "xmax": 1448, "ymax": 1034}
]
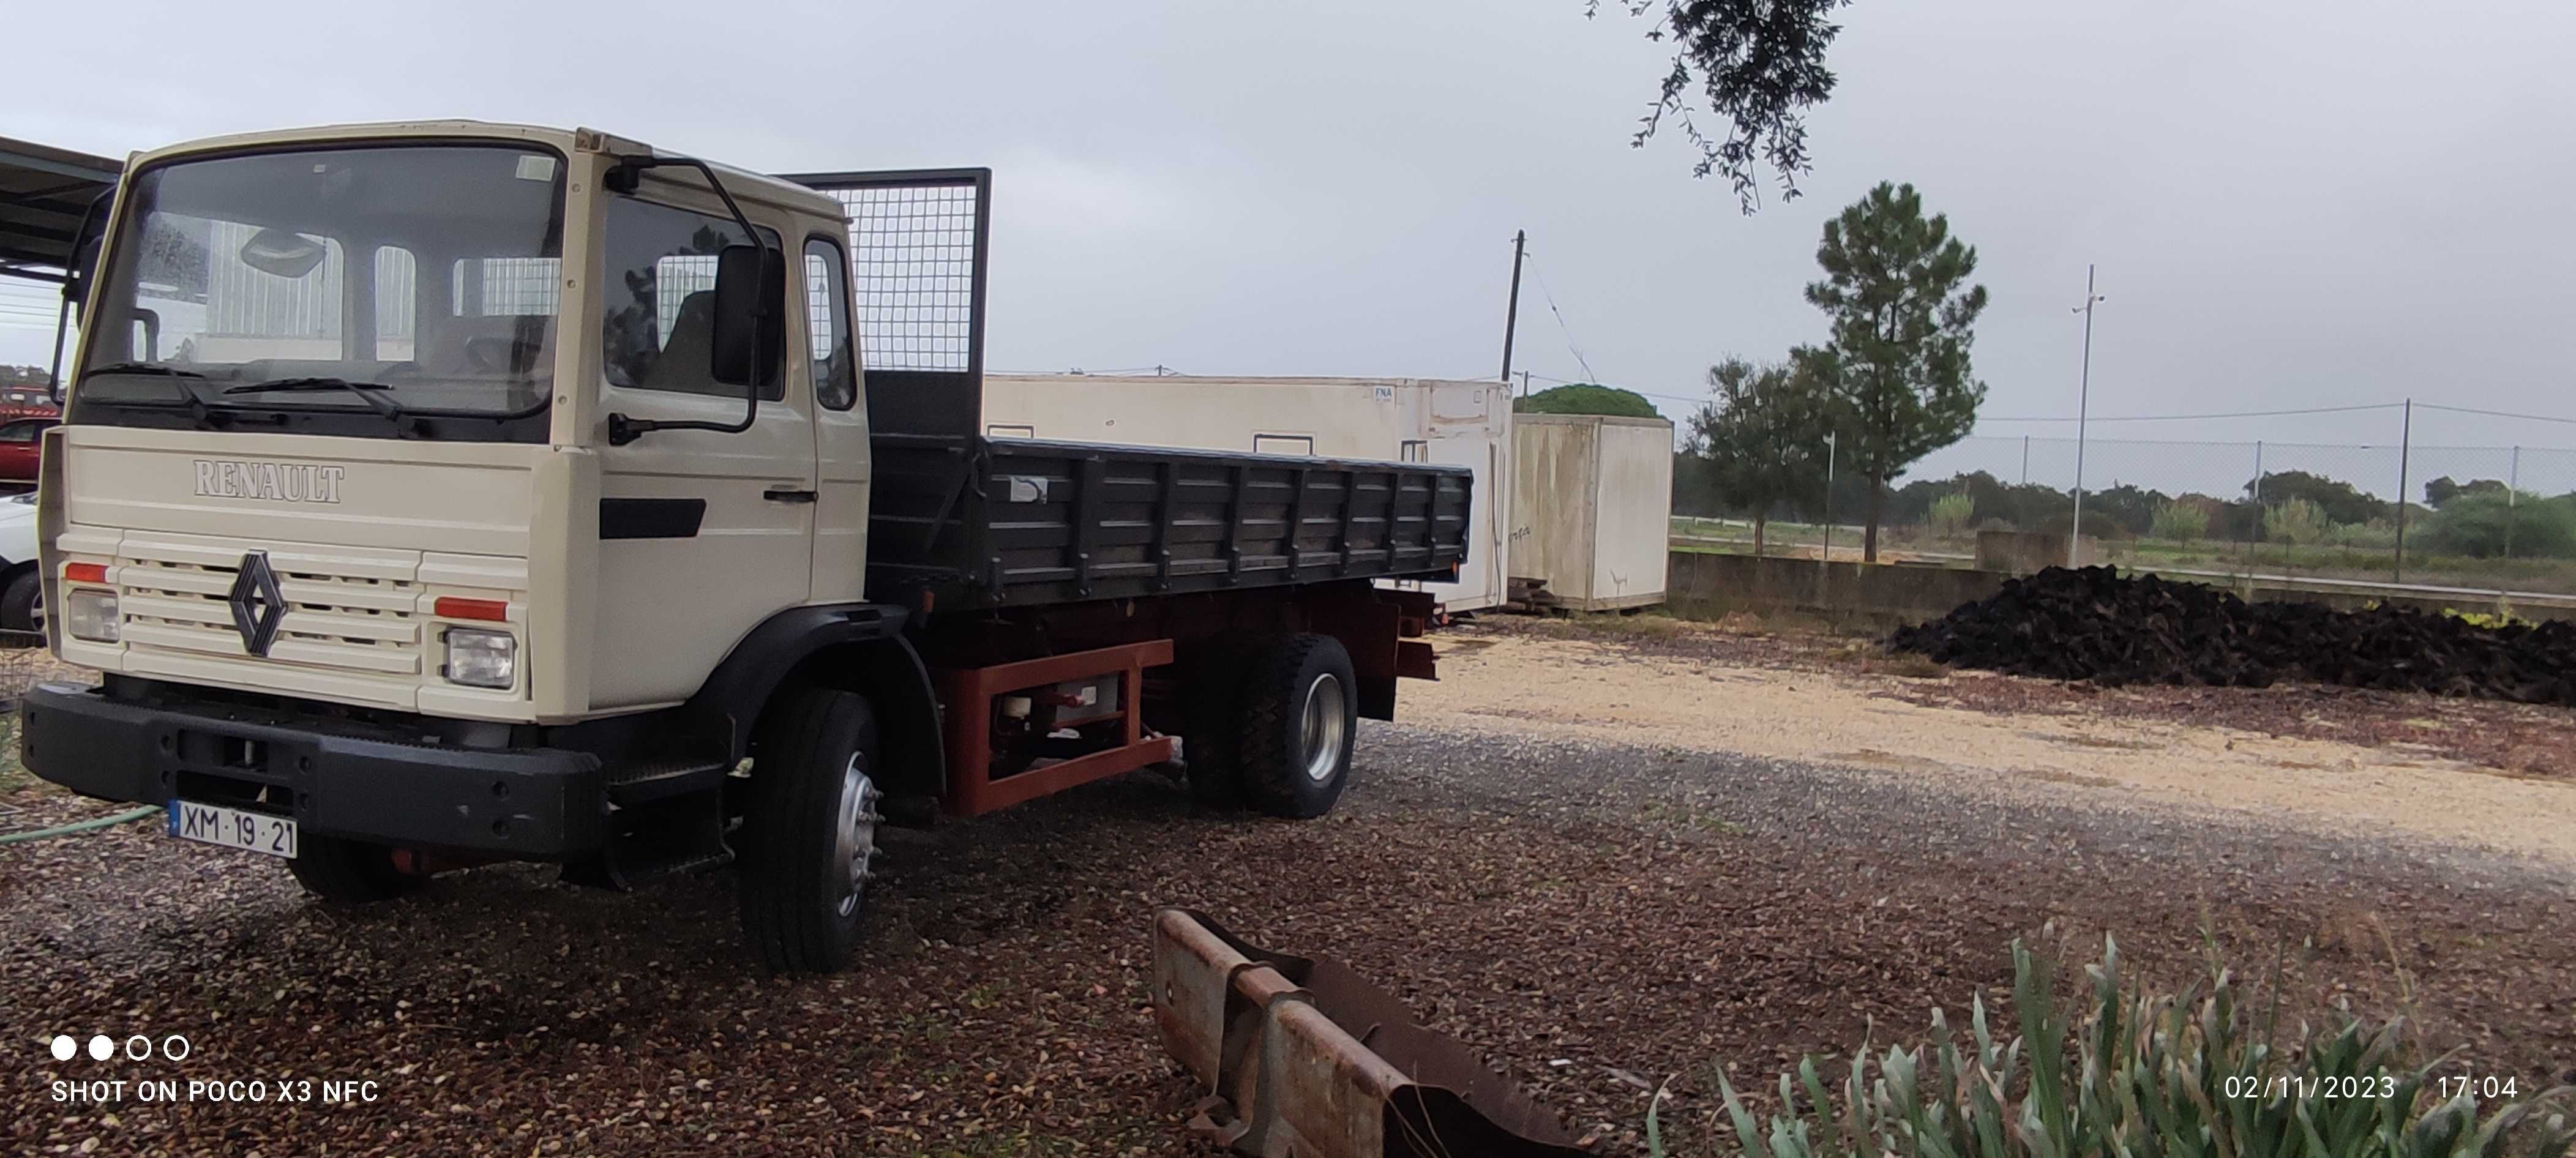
[{"xmin": 936, "ymin": 640, "xmax": 1177, "ymax": 817}]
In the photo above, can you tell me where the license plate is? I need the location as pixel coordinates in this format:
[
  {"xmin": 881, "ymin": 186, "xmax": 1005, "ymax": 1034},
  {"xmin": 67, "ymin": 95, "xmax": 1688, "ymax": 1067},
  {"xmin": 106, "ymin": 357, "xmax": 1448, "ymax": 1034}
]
[{"xmin": 167, "ymin": 800, "xmax": 298, "ymax": 859}]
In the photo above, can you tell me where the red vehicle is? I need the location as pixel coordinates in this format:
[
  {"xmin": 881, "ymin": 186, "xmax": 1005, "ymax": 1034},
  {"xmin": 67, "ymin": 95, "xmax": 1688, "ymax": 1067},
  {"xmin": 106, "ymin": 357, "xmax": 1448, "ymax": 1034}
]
[{"xmin": 0, "ymin": 416, "xmax": 56, "ymax": 483}]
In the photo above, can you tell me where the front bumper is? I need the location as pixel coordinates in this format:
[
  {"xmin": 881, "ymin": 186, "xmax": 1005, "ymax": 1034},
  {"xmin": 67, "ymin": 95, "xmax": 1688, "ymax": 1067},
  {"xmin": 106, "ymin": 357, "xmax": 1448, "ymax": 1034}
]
[{"xmin": 19, "ymin": 682, "xmax": 604, "ymax": 857}]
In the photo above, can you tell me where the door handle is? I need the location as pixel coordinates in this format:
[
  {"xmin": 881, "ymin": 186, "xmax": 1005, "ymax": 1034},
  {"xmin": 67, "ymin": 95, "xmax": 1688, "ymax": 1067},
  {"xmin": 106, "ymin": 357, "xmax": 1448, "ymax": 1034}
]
[{"xmin": 763, "ymin": 488, "xmax": 818, "ymax": 504}]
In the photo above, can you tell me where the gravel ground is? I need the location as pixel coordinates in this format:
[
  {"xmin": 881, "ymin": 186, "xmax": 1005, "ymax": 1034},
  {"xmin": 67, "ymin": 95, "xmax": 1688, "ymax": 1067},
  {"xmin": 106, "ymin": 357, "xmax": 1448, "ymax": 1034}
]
[{"xmin": 6, "ymin": 630, "xmax": 2574, "ymax": 1157}]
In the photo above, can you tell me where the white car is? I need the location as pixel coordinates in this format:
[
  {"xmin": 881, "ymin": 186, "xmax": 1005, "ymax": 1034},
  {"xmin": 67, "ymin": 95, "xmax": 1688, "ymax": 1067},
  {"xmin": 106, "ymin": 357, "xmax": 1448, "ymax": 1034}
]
[{"xmin": 0, "ymin": 491, "xmax": 39, "ymax": 638}]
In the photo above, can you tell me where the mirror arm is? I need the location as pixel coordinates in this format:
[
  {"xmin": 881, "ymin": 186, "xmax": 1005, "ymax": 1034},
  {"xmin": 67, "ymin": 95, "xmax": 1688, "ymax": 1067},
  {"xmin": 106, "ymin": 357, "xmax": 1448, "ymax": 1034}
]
[
  {"xmin": 50, "ymin": 185, "xmax": 116, "ymax": 405},
  {"xmin": 602, "ymin": 154, "xmax": 775, "ymax": 446}
]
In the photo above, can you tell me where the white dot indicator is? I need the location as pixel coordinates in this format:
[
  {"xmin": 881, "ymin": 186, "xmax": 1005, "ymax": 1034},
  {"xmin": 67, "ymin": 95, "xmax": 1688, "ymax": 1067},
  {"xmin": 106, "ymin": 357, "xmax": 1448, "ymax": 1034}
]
[
  {"xmin": 88, "ymin": 1035, "xmax": 113, "ymax": 1061},
  {"xmin": 50, "ymin": 1035, "xmax": 75, "ymax": 1061}
]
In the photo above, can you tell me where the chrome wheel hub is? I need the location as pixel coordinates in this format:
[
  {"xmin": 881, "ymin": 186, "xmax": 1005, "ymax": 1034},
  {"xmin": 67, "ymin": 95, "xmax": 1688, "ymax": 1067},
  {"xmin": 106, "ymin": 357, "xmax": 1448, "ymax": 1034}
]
[
  {"xmin": 1300, "ymin": 673, "xmax": 1347, "ymax": 783},
  {"xmin": 833, "ymin": 755, "xmax": 880, "ymax": 919}
]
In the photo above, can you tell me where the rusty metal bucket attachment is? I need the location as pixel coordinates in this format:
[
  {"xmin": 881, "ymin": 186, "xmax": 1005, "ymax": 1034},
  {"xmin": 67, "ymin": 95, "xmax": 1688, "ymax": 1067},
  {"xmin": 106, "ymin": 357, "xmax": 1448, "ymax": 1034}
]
[{"xmin": 1150, "ymin": 908, "xmax": 1588, "ymax": 1158}]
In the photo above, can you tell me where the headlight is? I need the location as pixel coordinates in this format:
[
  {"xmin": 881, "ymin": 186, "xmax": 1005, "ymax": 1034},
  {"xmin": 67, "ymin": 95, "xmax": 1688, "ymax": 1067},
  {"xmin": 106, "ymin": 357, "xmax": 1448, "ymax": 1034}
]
[
  {"xmin": 443, "ymin": 627, "xmax": 517, "ymax": 689},
  {"xmin": 66, "ymin": 589, "xmax": 119, "ymax": 643}
]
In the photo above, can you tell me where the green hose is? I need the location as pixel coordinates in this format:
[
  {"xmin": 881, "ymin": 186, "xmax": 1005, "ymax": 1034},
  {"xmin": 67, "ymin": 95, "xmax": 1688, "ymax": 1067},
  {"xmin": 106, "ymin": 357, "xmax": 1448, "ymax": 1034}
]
[{"xmin": 0, "ymin": 805, "xmax": 160, "ymax": 844}]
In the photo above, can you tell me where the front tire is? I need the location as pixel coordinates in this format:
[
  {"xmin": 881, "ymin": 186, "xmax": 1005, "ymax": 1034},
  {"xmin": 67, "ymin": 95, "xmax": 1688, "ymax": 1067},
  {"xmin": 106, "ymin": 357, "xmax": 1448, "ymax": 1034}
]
[
  {"xmin": 737, "ymin": 688, "xmax": 881, "ymax": 974},
  {"xmin": 1237, "ymin": 634, "xmax": 1357, "ymax": 819},
  {"xmin": 287, "ymin": 834, "xmax": 421, "ymax": 904},
  {"xmin": 1, "ymin": 566, "xmax": 40, "ymax": 641}
]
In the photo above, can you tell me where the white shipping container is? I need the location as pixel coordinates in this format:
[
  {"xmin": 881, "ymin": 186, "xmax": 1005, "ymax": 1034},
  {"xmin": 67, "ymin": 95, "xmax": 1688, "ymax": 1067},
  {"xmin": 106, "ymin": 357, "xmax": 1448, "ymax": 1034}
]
[
  {"xmin": 982, "ymin": 374, "xmax": 1513, "ymax": 613},
  {"xmin": 1509, "ymin": 413, "xmax": 1672, "ymax": 611}
]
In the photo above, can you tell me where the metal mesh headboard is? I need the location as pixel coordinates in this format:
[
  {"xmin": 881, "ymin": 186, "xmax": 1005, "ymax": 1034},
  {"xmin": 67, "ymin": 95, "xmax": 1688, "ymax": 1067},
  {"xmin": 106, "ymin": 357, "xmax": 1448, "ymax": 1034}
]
[{"xmin": 780, "ymin": 168, "xmax": 989, "ymax": 376}]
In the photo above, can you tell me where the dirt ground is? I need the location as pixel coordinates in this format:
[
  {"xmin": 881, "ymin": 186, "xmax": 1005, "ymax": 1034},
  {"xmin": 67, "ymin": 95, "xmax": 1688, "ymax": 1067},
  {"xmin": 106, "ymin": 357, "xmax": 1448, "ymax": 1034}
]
[
  {"xmin": 1439, "ymin": 616, "xmax": 2576, "ymax": 862},
  {"xmin": 5, "ymin": 620, "xmax": 2572, "ymax": 1157}
]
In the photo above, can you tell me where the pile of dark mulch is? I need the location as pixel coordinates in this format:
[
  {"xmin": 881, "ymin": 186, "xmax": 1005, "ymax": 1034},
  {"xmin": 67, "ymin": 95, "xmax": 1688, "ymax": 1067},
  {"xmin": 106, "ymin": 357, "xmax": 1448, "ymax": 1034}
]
[{"xmin": 1888, "ymin": 566, "xmax": 2576, "ymax": 704}]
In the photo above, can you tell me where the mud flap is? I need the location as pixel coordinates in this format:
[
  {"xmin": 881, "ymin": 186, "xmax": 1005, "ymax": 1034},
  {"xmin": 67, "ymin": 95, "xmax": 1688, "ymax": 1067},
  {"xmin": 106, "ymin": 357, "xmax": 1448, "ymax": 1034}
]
[{"xmin": 1150, "ymin": 908, "xmax": 1586, "ymax": 1158}]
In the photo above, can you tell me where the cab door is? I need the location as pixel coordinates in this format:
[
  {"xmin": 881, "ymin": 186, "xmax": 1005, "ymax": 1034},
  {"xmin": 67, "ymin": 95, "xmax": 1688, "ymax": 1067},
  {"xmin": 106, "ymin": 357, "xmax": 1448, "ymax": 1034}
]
[
  {"xmin": 803, "ymin": 234, "xmax": 869, "ymax": 600},
  {"xmin": 590, "ymin": 190, "xmax": 815, "ymax": 710}
]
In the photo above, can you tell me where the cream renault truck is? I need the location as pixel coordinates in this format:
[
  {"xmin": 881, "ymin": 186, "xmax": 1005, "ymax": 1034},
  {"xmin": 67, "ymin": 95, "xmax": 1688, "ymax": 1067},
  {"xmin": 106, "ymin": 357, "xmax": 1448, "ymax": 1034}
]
[{"xmin": 21, "ymin": 122, "xmax": 1466, "ymax": 972}]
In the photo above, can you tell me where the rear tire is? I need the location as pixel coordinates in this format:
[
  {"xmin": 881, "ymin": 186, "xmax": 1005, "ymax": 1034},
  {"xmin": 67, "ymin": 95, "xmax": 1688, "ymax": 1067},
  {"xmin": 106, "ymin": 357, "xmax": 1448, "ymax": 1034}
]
[
  {"xmin": 1237, "ymin": 633, "xmax": 1357, "ymax": 820},
  {"xmin": 736, "ymin": 688, "xmax": 881, "ymax": 974},
  {"xmin": 287, "ymin": 835, "xmax": 421, "ymax": 904}
]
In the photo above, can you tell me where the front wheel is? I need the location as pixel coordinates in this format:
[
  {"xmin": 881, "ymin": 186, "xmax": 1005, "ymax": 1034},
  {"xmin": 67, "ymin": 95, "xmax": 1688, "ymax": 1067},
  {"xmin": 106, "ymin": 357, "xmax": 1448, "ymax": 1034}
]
[
  {"xmin": 736, "ymin": 688, "xmax": 882, "ymax": 974},
  {"xmin": 1237, "ymin": 633, "xmax": 1358, "ymax": 820},
  {"xmin": 1, "ymin": 566, "xmax": 41, "ymax": 641}
]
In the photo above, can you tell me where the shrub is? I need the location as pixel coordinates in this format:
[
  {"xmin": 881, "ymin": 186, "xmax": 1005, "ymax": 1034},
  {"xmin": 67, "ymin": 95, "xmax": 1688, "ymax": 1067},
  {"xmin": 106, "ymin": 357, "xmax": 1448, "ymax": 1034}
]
[
  {"xmin": 2149, "ymin": 501, "xmax": 2209, "ymax": 541},
  {"xmin": 1649, "ymin": 938, "xmax": 2574, "ymax": 1158},
  {"xmin": 2330, "ymin": 518, "xmax": 2398, "ymax": 550},
  {"xmin": 2264, "ymin": 498, "xmax": 2330, "ymax": 546},
  {"xmin": 1927, "ymin": 492, "xmax": 1976, "ymax": 536},
  {"xmin": 2421, "ymin": 491, "xmax": 2576, "ymax": 559}
]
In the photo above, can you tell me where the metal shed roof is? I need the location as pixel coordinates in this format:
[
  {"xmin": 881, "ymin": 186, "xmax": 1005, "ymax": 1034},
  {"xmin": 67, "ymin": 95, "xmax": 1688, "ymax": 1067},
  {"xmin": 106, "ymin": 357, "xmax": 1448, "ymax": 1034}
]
[{"xmin": 1, "ymin": 135, "xmax": 121, "ymax": 283}]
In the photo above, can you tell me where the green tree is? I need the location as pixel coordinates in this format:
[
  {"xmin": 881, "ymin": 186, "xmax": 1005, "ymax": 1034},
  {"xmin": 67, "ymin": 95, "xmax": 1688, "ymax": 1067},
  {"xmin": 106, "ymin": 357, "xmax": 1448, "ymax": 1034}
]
[
  {"xmin": 2245, "ymin": 470, "xmax": 2380, "ymax": 526},
  {"xmin": 2423, "ymin": 490, "xmax": 2576, "ymax": 559},
  {"xmin": 2150, "ymin": 500, "xmax": 2209, "ymax": 541},
  {"xmin": 1515, "ymin": 383, "xmax": 1661, "ymax": 418},
  {"xmin": 1925, "ymin": 491, "xmax": 1975, "ymax": 536},
  {"xmin": 1685, "ymin": 356, "xmax": 1829, "ymax": 556},
  {"xmin": 1795, "ymin": 182, "xmax": 1989, "ymax": 562},
  {"xmin": 1592, "ymin": 1, "xmax": 1854, "ymax": 210},
  {"xmin": 2424, "ymin": 476, "xmax": 2507, "ymax": 507},
  {"xmin": 2264, "ymin": 497, "xmax": 2330, "ymax": 546}
]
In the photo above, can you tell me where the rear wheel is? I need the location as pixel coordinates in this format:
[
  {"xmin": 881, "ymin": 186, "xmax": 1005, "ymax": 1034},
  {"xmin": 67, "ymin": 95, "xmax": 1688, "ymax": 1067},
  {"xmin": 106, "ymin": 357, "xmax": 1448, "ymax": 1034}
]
[
  {"xmin": 287, "ymin": 834, "xmax": 422, "ymax": 904},
  {"xmin": 736, "ymin": 688, "xmax": 881, "ymax": 974},
  {"xmin": 1237, "ymin": 633, "xmax": 1357, "ymax": 819}
]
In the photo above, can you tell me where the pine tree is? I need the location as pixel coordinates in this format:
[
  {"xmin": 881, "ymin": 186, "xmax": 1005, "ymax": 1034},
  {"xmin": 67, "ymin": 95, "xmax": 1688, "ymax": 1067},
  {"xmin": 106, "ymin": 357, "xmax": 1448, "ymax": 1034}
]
[{"xmin": 1795, "ymin": 181, "xmax": 1988, "ymax": 561}]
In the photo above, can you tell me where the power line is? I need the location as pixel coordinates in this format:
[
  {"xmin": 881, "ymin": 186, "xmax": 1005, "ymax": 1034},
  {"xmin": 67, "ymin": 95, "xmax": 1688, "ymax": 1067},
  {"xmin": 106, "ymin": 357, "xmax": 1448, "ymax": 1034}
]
[
  {"xmin": 2413, "ymin": 402, "xmax": 2576, "ymax": 425},
  {"xmin": 1519, "ymin": 255, "xmax": 1596, "ymax": 384},
  {"xmin": 1979, "ymin": 402, "xmax": 2406, "ymax": 424}
]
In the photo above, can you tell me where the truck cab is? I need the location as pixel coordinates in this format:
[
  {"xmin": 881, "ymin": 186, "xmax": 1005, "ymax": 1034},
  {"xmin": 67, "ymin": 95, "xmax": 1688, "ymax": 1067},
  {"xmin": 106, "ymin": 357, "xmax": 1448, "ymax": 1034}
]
[{"xmin": 22, "ymin": 122, "xmax": 1469, "ymax": 971}]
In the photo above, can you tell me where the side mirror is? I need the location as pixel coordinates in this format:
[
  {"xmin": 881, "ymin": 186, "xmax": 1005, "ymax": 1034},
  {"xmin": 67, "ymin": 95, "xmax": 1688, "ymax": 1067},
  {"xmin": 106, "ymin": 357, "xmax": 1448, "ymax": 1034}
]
[{"xmin": 708, "ymin": 244, "xmax": 782, "ymax": 387}]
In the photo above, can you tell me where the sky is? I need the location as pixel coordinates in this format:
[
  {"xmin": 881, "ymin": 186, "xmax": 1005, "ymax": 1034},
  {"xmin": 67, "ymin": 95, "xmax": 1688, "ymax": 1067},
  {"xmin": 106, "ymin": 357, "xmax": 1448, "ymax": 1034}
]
[{"xmin": 5, "ymin": 0, "xmax": 2572, "ymax": 490}]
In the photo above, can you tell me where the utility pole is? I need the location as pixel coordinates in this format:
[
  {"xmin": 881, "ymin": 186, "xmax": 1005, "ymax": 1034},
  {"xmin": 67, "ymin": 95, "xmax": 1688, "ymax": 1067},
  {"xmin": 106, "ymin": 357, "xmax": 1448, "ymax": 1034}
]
[
  {"xmin": 2507, "ymin": 446, "xmax": 2521, "ymax": 559},
  {"xmin": 1821, "ymin": 431, "xmax": 1837, "ymax": 573},
  {"xmin": 2068, "ymin": 265, "xmax": 2106, "ymax": 568},
  {"xmin": 2392, "ymin": 398, "xmax": 2412, "ymax": 584},
  {"xmin": 1516, "ymin": 370, "xmax": 1532, "ymax": 398},
  {"xmin": 1498, "ymin": 230, "xmax": 1526, "ymax": 384}
]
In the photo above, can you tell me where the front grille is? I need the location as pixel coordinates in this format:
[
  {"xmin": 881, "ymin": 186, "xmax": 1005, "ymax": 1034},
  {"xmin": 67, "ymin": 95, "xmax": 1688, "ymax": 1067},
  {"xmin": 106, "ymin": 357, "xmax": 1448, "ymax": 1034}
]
[{"xmin": 113, "ymin": 537, "xmax": 425, "ymax": 681}]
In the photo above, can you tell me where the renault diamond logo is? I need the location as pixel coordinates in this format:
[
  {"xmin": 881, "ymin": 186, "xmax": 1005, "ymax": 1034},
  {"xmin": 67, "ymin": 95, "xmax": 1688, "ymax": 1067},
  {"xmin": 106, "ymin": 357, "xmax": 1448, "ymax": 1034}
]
[{"xmin": 228, "ymin": 551, "xmax": 287, "ymax": 657}]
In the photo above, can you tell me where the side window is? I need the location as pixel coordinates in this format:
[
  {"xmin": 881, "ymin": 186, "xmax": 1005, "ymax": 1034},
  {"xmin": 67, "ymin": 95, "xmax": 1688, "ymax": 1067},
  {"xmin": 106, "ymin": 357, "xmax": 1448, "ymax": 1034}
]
[
  {"xmin": 0, "ymin": 423, "xmax": 38, "ymax": 445},
  {"xmin": 598, "ymin": 196, "xmax": 784, "ymax": 400},
  {"xmin": 804, "ymin": 238, "xmax": 858, "ymax": 411},
  {"xmin": 452, "ymin": 257, "xmax": 562, "ymax": 316}
]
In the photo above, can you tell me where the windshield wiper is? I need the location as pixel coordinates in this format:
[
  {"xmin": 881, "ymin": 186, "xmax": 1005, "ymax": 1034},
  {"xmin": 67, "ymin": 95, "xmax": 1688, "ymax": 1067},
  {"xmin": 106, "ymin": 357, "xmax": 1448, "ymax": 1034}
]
[
  {"xmin": 81, "ymin": 362, "xmax": 219, "ymax": 427},
  {"xmin": 222, "ymin": 377, "xmax": 407, "ymax": 422},
  {"xmin": 84, "ymin": 362, "xmax": 209, "ymax": 379}
]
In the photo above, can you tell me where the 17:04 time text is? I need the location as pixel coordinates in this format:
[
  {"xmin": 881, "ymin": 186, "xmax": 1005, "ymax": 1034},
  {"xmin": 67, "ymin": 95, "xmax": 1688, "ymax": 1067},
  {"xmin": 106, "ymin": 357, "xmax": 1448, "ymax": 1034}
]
[{"xmin": 2222, "ymin": 1075, "xmax": 2518, "ymax": 1100}]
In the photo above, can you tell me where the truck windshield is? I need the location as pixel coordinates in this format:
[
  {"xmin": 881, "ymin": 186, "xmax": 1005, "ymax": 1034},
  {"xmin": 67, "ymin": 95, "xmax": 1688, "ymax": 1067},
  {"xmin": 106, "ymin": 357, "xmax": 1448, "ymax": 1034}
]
[{"xmin": 75, "ymin": 144, "xmax": 566, "ymax": 439}]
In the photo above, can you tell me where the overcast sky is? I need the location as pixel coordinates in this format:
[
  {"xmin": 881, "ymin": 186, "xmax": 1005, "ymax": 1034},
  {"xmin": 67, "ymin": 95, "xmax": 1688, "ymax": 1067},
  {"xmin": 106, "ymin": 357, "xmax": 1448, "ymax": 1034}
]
[{"xmin": 6, "ymin": 0, "xmax": 2571, "ymax": 481}]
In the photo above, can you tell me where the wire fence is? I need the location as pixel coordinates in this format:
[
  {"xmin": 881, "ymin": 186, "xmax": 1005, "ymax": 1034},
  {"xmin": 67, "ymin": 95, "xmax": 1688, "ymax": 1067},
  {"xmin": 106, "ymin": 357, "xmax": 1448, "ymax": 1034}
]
[{"xmin": 1677, "ymin": 432, "xmax": 2576, "ymax": 599}]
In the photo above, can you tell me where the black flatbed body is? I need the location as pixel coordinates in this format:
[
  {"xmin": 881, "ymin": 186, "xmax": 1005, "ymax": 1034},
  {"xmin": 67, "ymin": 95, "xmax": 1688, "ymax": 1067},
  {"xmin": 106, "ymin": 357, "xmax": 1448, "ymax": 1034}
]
[{"xmin": 865, "ymin": 432, "xmax": 1471, "ymax": 611}]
